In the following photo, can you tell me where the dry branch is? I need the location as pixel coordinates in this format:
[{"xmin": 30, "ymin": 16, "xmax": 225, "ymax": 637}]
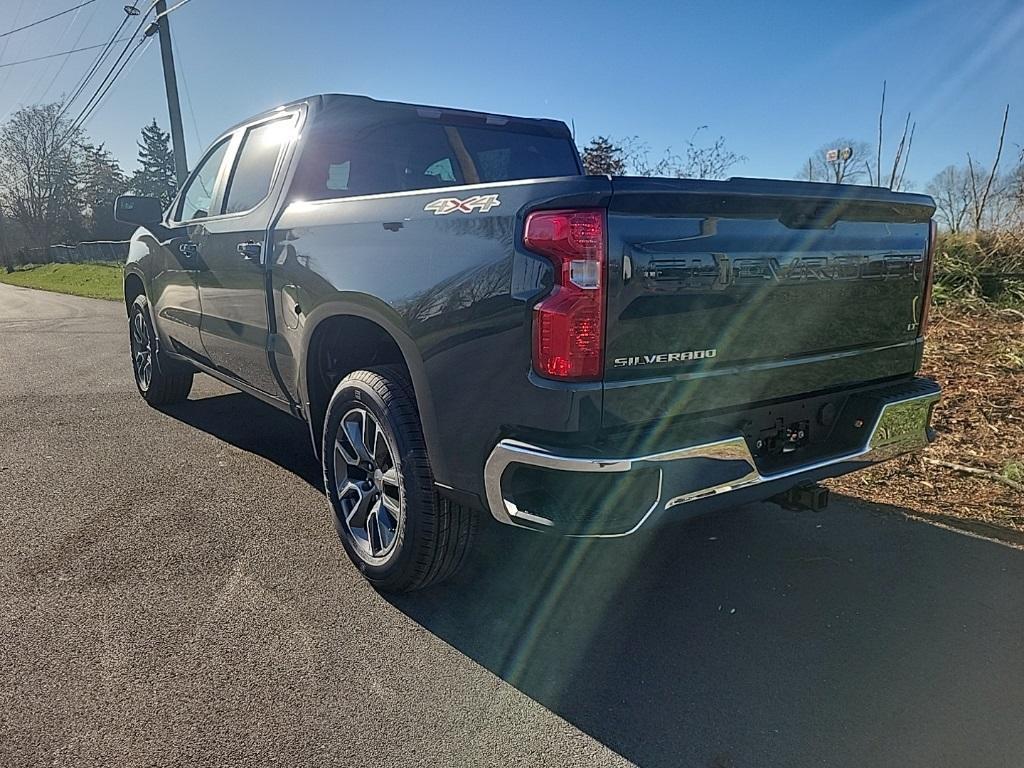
[
  {"xmin": 923, "ymin": 457, "xmax": 1024, "ymax": 493},
  {"xmin": 876, "ymin": 80, "xmax": 885, "ymax": 186}
]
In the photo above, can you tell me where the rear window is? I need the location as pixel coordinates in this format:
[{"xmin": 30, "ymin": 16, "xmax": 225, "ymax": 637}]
[{"xmin": 292, "ymin": 118, "xmax": 580, "ymax": 201}]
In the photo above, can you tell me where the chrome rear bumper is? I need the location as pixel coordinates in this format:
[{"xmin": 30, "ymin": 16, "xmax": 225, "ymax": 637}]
[{"xmin": 484, "ymin": 380, "xmax": 940, "ymax": 537}]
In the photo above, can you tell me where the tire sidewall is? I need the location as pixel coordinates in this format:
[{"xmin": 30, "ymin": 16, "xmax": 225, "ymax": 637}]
[
  {"xmin": 322, "ymin": 374, "xmax": 428, "ymax": 589},
  {"xmin": 129, "ymin": 295, "xmax": 155, "ymax": 397}
]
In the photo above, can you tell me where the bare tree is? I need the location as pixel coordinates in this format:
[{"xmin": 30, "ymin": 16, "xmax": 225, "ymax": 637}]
[
  {"xmin": 618, "ymin": 136, "xmax": 672, "ymax": 177},
  {"xmin": 862, "ymin": 81, "xmax": 916, "ymax": 190},
  {"xmin": 926, "ymin": 165, "xmax": 974, "ymax": 233},
  {"xmin": 966, "ymin": 104, "xmax": 1010, "ymax": 231},
  {"xmin": 678, "ymin": 127, "xmax": 744, "ymax": 179},
  {"xmin": 1010, "ymin": 147, "xmax": 1024, "ymax": 226},
  {"xmin": 800, "ymin": 139, "xmax": 873, "ymax": 184},
  {"xmin": 876, "ymin": 80, "xmax": 885, "ymax": 186},
  {"xmin": 887, "ymin": 113, "xmax": 916, "ymax": 191},
  {"xmin": 618, "ymin": 128, "xmax": 743, "ymax": 179},
  {"xmin": 0, "ymin": 104, "xmax": 83, "ymax": 249}
]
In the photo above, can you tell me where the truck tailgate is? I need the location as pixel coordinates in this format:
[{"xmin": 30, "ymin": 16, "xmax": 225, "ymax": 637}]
[{"xmin": 603, "ymin": 177, "xmax": 935, "ymax": 428}]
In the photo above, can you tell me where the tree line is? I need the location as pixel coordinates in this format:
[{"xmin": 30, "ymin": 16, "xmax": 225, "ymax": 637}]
[
  {"xmin": 0, "ymin": 101, "xmax": 178, "ymax": 262},
  {"xmin": 578, "ymin": 86, "xmax": 1023, "ymax": 236},
  {"xmin": 1, "ymin": 93, "xmax": 1021, "ymax": 266}
]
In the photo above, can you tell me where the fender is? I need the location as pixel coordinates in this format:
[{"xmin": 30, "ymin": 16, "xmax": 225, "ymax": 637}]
[{"xmin": 296, "ymin": 295, "xmax": 450, "ymax": 486}]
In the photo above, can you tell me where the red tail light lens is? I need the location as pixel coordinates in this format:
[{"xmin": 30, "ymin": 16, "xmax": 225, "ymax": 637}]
[
  {"xmin": 920, "ymin": 219, "xmax": 937, "ymax": 336},
  {"xmin": 524, "ymin": 209, "xmax": 606, "ymax": 380}
]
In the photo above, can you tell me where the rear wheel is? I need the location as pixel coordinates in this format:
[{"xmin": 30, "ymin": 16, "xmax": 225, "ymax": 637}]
[
  {"xmin": 322, "ymin": 366, "xmax": 475, "ymax": 592},
  {"xmin": 129, "ymin": 294, "xmax": 193, "ymax": 405}
]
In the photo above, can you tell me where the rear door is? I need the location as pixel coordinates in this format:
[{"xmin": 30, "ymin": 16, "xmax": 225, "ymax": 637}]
[{"xmin": 196, "ymin": 111, "xmax": 300, "ymax": 394}]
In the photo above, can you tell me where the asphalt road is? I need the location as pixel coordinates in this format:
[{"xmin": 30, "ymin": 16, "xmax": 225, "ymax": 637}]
[{"xmin": 2, "ymin": 282, "xmax": 1023, "ymax": 768}]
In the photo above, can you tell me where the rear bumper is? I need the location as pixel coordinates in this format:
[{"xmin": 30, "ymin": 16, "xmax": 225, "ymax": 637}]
[{"xmin": 483, "ymin": 378, "xmax": 940, "ymax": 537}]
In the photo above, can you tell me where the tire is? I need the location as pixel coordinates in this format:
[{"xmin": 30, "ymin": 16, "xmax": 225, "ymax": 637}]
[
  {"xmin": 128, "ymin": 294, "xmax": 193, "ymax": 405},
  {"xmin": 322, "ymin": 365, "xmax": 476, "ymax": 592}
]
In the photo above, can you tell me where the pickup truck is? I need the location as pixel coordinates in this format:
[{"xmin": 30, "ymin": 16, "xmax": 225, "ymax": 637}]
[{"xmin": 115, "ymin": 93, "xmax": 941, "ymax": 592}]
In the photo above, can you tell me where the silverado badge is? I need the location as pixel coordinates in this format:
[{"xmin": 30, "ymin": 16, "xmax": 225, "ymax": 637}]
[
  {"xmin": 424, "ymin": 194, "xmax": 501, "ymax": 215},
  {"xmin": 613, "ymin": 349, "xmax": 718, "ymax": 367}
]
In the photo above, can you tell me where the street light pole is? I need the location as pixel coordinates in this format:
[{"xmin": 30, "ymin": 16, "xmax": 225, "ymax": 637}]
[{"xmin": 150, "ymin": 1, "xmax": 188, "ymax": 186}]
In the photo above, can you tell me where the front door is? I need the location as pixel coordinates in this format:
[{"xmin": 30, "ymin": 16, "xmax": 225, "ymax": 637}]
[
  {"xmin": 196, "ymin": 113, "xmax": 299, "ymax": 395},
  {"xmin": 152, "ymin": 137, "xmax": 232, "ymax": 362}
]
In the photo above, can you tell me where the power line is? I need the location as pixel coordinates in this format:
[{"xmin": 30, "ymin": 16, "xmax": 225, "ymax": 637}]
[
  {"xmin": 0, "ymin": 2, "xmax": 155, "ymax": 192},
  {"xmin": 12, "ymin": 6, "xmax": 153, "ymax": 180},
  {"xmin": 0, "ymin": 0, "xmax": 98, "ymax": 40},
  {"xmin": 38, "ymin": 2, "xmax": 96, "ymax": 103},
  {"xmin": 0, "ymin": 40, "xmax": 131, "ymax": 69},
  {"xmin": 3, "ymin": 0, "xmax": 189, "ymax": 191},
  {"xmin": 73, "ymin": 39, "xmax": 152, "ymax": 133},
  {"xmin": 1, "ymin": 38, "xmax": 152, "ymax": 193},
  {"xmin": 57, "ymin": 5, "xmax": 139, "ymax": 120},
  {"xmin": 0, "ymin": 0, "xmax": 29, "ymax": 98},
  {"xmin": 61, "ymin": 2, "xmax": 158, "ymax": 128},
  {"xmin": 23, "ymin": 2, "xmax": 89, "ymax": 106},
  {"xmin": 170, "ymin": 32, "xmax": 202, "ymax": 150},
  {"xmin": 154, "ymin": 0, "xmax": 193, "ymax": 20},
  {"xmin": 59, "ymin": 0, "xmax": 191, "ymax": 138}
]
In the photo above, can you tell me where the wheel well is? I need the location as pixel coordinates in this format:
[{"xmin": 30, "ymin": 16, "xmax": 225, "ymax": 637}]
[
  {"xmin": 123, "ymin": 273, "xmax": 144, "ymax": 314},
  {"xmin": 306, "ymin": 315, "xmax": 411, "ymax": 447}
]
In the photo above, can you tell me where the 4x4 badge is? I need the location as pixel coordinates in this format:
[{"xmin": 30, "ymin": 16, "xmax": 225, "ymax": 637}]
[{"xmin": 424, "ymin": 194, "xmax": 501, "ymax": 215}]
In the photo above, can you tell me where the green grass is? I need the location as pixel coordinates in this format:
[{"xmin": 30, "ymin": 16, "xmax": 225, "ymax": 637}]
[
  {"xmin": 1003, "ymin": 462, "xmax": 1024, "ymax": 485},
  {"xmin": 0, "ymin": 262, "xmax": 123, "ymax": 301}
]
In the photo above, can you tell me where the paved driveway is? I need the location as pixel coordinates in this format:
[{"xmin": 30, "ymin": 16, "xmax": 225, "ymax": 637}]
[{"xmin": 2, "ymin": 283, "xmax": 1022, "ymax": 767}]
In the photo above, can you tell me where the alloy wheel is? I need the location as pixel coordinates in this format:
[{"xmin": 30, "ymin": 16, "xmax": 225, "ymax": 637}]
[
  {"xmin": 333, "ymin": 406, "xmax": 403, "ymax": 564},
  {"xmin": 130, "ymin": 309, "xmax": 153, "ymax": 391}
]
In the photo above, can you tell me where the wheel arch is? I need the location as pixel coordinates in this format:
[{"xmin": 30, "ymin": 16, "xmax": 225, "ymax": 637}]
[
  {"xmin": 299, "ymin": 303, "xmax": 449, "ymax": 484},
  {"xmin": 123, "ymin": 268, "xmax": 146, "ymax": 315}
]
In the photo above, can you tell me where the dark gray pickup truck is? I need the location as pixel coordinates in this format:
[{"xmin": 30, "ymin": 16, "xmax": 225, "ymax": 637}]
[{"xmin": 115, "ymin": 93, "xmax": 940, "ymax": 591}]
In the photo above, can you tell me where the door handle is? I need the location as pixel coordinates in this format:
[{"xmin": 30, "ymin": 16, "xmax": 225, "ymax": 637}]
[
  {"xmin": 237, "ymin": 241, "xmax": 262, "ymax": 261},
  {"xmin": 179, "ymin": 241, "xmax": 198, "ymax": 259}
]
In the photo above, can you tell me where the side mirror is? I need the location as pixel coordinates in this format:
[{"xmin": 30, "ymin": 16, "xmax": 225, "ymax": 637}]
[{"xmin": 114, "ymin": 195, "xmax": 164, "ymax": 227}]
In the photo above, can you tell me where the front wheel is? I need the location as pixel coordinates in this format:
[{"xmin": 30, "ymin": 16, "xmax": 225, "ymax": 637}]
[
  {"xmin": 322, "ymin": 366, "xmax": 475, "ymax": 592},
  {"xmin": 128, "ymin": 294, "xmax": 193, "ymax": 405}
]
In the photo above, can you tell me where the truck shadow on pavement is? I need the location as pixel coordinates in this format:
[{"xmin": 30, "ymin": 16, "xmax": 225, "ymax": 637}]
[
  {"xmin": 390, "ymin": 500, "xmax": 1024, "ymax": 768},
  {"xmin": 158, "ymin": 392, "xmax": 324, "ymax": 488},
  {"xmin": 159, "ymin": 390, "xmax": 1024, "ymax": 768}
]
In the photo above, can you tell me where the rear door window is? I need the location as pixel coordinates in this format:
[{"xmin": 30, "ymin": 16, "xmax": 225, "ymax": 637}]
[{"xmin": 221, "ymin": 115, "xmax": 296, "ymax": 214}]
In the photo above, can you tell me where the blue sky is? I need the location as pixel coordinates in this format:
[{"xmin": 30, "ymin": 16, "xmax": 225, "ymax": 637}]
[{"xmin": 1, "ymin": 0, "xmax": 1022, "ymax": 188}]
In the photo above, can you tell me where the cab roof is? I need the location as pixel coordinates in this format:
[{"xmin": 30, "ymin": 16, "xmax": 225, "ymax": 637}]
[{"xmin": 221, "ymin": 93, "xmax": 573, "ymax": 140}]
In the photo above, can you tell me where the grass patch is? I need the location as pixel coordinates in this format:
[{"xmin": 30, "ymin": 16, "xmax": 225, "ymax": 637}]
[
  {"xmin": 1003, "ymin": 462, "xmax": 1024, "ymax": 485},
  {"xmin": 0, "ymin": 263, "xmax": 123, "ymax": 301}
]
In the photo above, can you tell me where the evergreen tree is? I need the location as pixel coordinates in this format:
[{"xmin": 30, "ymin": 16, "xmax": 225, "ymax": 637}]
[
  {"xmin": 79, "ymin": 143, "xmax": 131, "ymax": 240},
  {"xmin": 580, "ymin": 136, "xmax": 626, "ymax": 176},
  {"xmin": 131, "ymin": 119, "xmax": 178, "ymax": 207}
]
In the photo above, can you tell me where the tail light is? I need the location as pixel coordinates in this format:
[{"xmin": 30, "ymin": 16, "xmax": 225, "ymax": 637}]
[
  {"xmin": 524, "ymin": 209, "xmax": 606, "ymax": 380},
  {"xmin": 920, "ymin": 219, "xmax": 937, "ymax": 336}
]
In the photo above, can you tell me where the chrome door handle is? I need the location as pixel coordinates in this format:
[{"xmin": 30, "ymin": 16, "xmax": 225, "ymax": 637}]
[
  {"xmin": 237, "ymin": 242, "xmax": 261, "ymax": 261},
  {"xmin": 179, "ymin": 241, "xmax": 198, "ymax": 258}
]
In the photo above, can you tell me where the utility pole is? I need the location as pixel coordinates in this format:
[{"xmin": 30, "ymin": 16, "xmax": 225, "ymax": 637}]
[{"xmin": 147, "ymin": 1, "xmax": 188, "ymax": 186}]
